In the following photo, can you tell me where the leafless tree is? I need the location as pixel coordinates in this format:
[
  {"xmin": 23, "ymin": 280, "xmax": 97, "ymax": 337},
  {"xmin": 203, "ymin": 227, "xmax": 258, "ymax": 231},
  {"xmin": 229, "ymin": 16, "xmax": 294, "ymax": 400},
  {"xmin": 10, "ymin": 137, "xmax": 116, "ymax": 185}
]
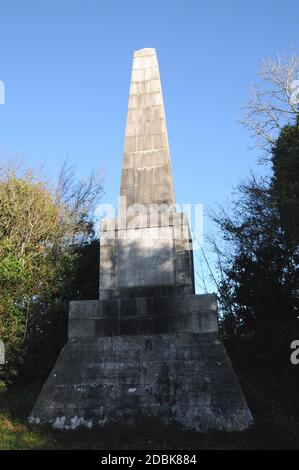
[
  {"xmin": 55, "ymin": 158, "xmax": 105, "ymax": 225},
  {"xmin": 240, "ymin": 52, "xmax": 299, "ymax": 160}
]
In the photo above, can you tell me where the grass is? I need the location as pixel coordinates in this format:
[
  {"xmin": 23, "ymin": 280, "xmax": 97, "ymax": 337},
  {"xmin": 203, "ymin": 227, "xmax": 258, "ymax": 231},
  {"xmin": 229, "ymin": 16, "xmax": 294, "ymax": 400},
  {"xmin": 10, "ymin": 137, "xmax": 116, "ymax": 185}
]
[
  {"xmin": 0, "ymin": 406, "xmax": 298, "ymax": 450},
  {"xmin": 0, "ymin": 411, "xmax": 54, "ymax": 450}
]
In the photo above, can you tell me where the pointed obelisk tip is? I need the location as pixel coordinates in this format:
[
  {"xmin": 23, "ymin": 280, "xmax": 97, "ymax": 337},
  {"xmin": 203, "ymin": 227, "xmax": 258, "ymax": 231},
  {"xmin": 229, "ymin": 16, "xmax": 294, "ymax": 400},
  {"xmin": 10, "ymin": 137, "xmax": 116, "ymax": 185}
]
[{"xmin": 134, "ymin": 47, "xmax": 156, "ymax": 58}]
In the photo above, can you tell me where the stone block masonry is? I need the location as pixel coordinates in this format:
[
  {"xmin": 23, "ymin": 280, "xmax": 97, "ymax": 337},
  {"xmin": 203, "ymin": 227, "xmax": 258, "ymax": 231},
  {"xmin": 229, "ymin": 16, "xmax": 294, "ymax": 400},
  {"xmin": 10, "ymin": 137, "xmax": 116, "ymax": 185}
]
[
  {"xmin": 29, "ymin": 48, "xmax": 253, "ymax": 431},
  {"xmin": 30, "ymin": 333, "xmax": 251, "ymax": 431}
]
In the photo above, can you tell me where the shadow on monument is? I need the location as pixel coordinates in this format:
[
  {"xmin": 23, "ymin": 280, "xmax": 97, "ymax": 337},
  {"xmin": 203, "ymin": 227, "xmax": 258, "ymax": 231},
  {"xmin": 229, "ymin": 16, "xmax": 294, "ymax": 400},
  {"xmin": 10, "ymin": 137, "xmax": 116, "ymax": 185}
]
[{"xmin": 29, "ymin": 47, "xmax": 253, "ymax": 433}]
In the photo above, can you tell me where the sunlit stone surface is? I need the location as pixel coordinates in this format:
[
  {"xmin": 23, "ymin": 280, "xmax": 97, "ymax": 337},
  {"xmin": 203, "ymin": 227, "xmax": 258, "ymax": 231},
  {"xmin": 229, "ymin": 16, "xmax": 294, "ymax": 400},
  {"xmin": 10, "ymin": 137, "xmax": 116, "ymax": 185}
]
[{"xmin": 30, "ymin": 49, "xmax": 253, "ymax": 431}]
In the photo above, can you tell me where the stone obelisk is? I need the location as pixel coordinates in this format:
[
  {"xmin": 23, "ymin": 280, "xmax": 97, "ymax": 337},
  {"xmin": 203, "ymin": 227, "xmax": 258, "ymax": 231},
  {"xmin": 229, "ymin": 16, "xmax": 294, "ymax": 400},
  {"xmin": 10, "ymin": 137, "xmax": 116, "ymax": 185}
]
[
  {"xmin": 121, "ymin": 48, "xmax": 175, "ymax": 209},
  {"xmin": 29, "ymin": 48, "xmax": 253, "ymax": 431}
]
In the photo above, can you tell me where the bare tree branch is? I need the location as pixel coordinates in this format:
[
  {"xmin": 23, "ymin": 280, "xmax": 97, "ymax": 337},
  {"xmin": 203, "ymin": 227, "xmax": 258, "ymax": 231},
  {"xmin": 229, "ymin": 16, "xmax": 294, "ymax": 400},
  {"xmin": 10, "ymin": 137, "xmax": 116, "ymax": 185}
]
[
  {"xmin": 55, "ymin": 158, "xmax": 105, "ymax": 228},
  {"xmin": 239, "ymin": 52, "xmax": 299, "ymax": 160}
]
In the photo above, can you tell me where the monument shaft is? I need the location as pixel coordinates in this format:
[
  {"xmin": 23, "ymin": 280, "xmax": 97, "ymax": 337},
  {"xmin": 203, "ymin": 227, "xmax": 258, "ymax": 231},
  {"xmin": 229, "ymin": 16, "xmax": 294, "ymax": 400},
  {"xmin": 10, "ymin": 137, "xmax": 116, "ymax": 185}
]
[
  {"xmin": 121, "ymin": 48, "xmax": 175, "ymax": 209},
  {"xmin": 99, "ymin": 48, "xmax": 194, "ymax": 302}
]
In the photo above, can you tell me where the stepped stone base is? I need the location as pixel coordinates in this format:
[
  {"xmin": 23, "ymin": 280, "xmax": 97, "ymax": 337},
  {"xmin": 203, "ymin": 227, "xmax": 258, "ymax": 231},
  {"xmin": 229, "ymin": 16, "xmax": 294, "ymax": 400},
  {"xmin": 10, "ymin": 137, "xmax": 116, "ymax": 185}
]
[{"xmin": 29, "ymin": 295, "xmax": 253, "ymax": 431}]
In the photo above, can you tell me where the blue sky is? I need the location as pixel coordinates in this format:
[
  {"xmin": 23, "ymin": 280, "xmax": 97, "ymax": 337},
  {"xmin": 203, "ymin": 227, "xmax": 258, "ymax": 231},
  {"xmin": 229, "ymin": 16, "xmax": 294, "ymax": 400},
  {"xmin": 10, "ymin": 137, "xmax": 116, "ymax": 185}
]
[{"xmin": 0, "ymin": 0, "xmax": 298, "ymax": 290}]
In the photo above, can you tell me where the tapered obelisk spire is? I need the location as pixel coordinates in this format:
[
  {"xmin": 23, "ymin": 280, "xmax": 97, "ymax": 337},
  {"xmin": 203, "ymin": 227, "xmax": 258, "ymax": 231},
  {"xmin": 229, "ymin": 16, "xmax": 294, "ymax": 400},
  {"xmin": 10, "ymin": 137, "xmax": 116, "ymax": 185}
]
[{"xmin": 120, "ymin": 48, "xmax": 175, "ymax": 210}]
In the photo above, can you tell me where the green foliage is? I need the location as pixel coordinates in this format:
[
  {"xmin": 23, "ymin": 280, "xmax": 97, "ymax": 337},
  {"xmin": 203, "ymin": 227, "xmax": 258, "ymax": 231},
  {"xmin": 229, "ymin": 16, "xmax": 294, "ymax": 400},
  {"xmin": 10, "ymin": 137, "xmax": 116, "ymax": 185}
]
[
  {"xmin": 0, "ymin": 167, "xmax": 101, "ymax": 385},
  {"xmin": 272, "ymin": 120, "xmax": 299, "ymax": 246},
  {"xmin": 214, "ymin": 121, "xmax": 299, "ymax": 345},
  {"xmin": 0, "ymin": 382, "xmax": 7, "ymax": 396},
  {"xmin": 71, "ymin": 240, "xmax": 99, "ymax": 300},
  {"xmin": 19, "ymin": 240, "xmax": 99, "ymax": 382}
]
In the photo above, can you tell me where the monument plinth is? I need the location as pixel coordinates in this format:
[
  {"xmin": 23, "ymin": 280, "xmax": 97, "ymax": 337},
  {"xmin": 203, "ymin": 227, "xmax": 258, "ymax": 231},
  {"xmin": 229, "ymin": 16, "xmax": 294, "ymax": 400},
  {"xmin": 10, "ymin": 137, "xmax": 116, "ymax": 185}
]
[{"xmin": 29, "ymin": 48, "xmax": 253, "ymax": 431}]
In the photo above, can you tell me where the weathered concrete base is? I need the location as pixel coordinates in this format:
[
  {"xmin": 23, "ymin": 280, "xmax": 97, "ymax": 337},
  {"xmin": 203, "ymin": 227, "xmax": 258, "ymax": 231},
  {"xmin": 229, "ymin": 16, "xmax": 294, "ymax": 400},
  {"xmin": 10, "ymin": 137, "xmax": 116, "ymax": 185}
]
[{"xmin": 29, "ymin": 332, "xmax": 253, "ymax": 431}]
